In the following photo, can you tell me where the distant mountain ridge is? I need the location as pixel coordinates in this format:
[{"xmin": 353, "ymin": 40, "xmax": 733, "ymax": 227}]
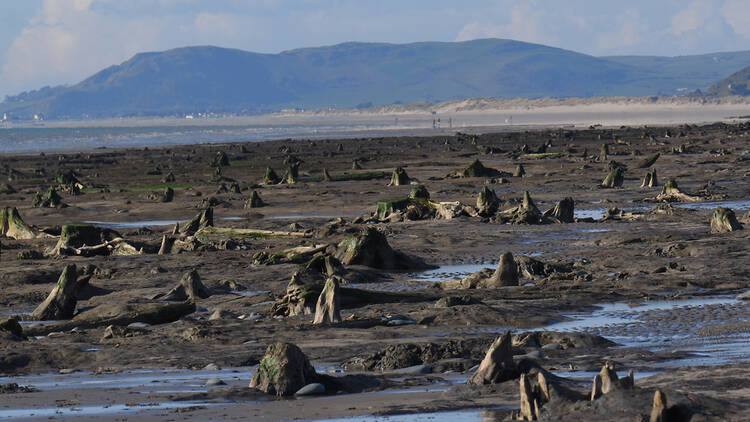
[
  {"xmin": 3, "ymin": 39, "xmax": 750, "ymax": 119},
  {"xmin": 707, "ymin": 64, "xmax": 750, "ymax": 96}
]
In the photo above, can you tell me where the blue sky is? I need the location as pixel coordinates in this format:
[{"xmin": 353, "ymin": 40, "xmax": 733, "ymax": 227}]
[{"xmin": 2, "ymin": 0, "xmax": 750, "ymax": 98}]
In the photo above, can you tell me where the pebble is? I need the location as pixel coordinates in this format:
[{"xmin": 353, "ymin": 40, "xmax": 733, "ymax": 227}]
[{"xmin": 295, "ymin": 383, "xmax": 326, "ymax": 396}]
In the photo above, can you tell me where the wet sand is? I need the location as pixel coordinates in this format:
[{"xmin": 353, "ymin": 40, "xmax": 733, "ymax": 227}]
[{"xmin": 1, "ymin": 121, "xmax": 750, "ymax": 420}]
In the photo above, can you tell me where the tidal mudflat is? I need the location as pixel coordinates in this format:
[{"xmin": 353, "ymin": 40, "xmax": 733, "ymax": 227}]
[{"xmin": 1, "ymin": 122, "xmax": 749, "ymax": 420}]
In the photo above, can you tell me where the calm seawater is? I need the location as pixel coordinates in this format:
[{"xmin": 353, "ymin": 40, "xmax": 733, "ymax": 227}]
[{"xmin": 0, "ymin": 124, "xmax": 353, "ymax": 153}]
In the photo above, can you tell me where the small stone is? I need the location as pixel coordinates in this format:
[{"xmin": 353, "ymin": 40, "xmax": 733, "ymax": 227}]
[
  {"xmin": 58, "ymin": 368, "xmax": 78, "ymax": 374},
  {"xmin": 205, "ymin": 378, "xmax": 226, "ymax": 386},
  {"xmin": 127, "ymin": 322, "xmax": 151, "ymax": 329},
  {"xmin": 294, "ymin": 383, "xmax": 326, "ymax": 396}
]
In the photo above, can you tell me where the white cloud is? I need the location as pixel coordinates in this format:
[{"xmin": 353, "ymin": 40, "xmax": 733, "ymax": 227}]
[
  {"xmin": 722, "ymin": 0, "xmax": 750, "ymax": 38},
  {"xmin": 670, "ymin": 0, "xmax": 722, "ymax": 35},
  {"xmin": 195, "ymin": 12, "xmax": 238, "ymax": 38},
  {"xmin": 455, "ymin": 3, "xmax": 551, "ymax": 45}
]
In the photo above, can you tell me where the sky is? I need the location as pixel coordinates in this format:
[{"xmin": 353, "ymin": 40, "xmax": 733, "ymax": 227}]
[{"xmin": 2, "ymin": 0, "xmax": 750, "ymax": 98}]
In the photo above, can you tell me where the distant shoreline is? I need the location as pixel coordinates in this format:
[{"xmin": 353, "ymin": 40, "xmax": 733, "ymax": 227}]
[{"xmin": 2, "ymin": 96, "xmax": 750, "ymax": 129}]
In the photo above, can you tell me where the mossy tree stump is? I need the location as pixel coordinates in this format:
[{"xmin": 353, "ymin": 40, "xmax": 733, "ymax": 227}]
[
  {"xmin": 249, "ymin": 342, "xmax": 320, "ymax": 396},
  {"xmin": 710, "ymin": 207, "xmax": 743, "ymax": 233}
]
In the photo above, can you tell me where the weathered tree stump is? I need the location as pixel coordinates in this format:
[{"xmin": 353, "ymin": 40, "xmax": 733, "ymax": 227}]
[
  {"xmin": 30, "ymin": 264, "xmax": 79, "ymax": 320},
  {"xmin": 486, "ymin": 252, "xmax": 520, "ymax": 287},
  {"xmin": 388, "ymin": 167, "xmax": 410, "ymax": 186},
  {"xmin": 313, "ymin": 277, "xmax": 342, "ymax": 324},
  {"xmin": 249, "ymin": 342, "xmax": 320, "ymax": 396},
  {"xmin": 468, "ymin": 331, "xmax": 518, "ymax": 384},
  {"xmin": 710, "ymin": 207, "xmax": 743, "ymax": 233},
  {"xmin": 157, "ymin": 270, "xmax": 211, "ymax": 301}
]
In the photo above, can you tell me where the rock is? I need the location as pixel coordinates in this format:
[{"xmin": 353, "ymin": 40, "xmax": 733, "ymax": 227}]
[
  {"xmin": 30, "ymin": 265, "xmax": 79, "ymax": 320},
  {"xmin": 388, "ymin": 167, "xmax": 410, "ymax": 186},
  {"xmin": 205, "ymin": 378, "xmax": 226, "ymax": 386},
  {"xmin": 710, "ymin": 207, "xmax": 743, "ymax": 234},
  {"xmin": 641, "ymin": 169, "xmax": 658, "ymax": 188},
  {"xmin": 476, "ymin": 187, "xmax": 500, "ymax": 217},
  {"xmin": 181, "ymin": 207, "xmax": 213, "ymax": 236},
  {"xmin": 543, "ymin": 197, "xmax": 575, "ymax": 223},
  {"xmin": 203, "ymin": 363, "xmax": 221, "ymax": 371},
  {"xmin": 541, "ymin": 343, "xmax": 561, "ymax": 351},
  {"xmin": 486, "ymin": 252, "xmax": 520, "ymax": 287},
  {"xmin": 650, "ymin": 389, "xmax": 667, "ymax": 422},
  {"xmin": 295, "ymin": 382, "xmax": 326, "ymax": 396},
  {"xmin": 245, "ymin": 191, "xmax": 264, "ymax": 208},
  {"xmin": 468, "ymin": 331, "xmax": 518, "ymax": 385},
  {"xmin": 313, "ymin": 277, "xmax": 342, "ymax": 325},
  {"xmin": 335, "ymin": 226, "xmax": 433, "ymax": 270},
  {"xmin": 249, "ymin": 342, "xmax": 320, "ymax": 396},
  {"xmin": 0, "ymin": 207, "xmax": 40, "ymax": 239},
  {"xmin": 637, "ymin": 153, "xmax": 660, "ymax": 168},
  {"xmin": 156, "ymin": 270, "xmax": 211, "ymax": 301},
  {"xmin": 409, "ymin": 185, "xmax": 430, "ymax": 200},
  {"xmin": 263, "ymin": 167, "xmax": 281, "ymax": 184}
]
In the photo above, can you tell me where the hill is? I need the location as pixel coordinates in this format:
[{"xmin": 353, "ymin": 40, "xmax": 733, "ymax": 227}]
[
  {"xmin": 3, "ymin": 39, "xmax": 750, "ymax": 119},
  {"xmin": 707, "ymin": 64, "xmax": 750, "ymax": 96}
]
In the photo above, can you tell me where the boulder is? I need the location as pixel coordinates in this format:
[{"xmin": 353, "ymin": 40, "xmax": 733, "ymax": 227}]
[
  {"xmin": 387, "ymin": 167, "xmax": 410, "ymax": 186},
  {"xmin": 249, "ymin": 342, "xmax": 320, "ymax": 396},
  {"xmin": 155, "ymin": 270, "xmax": 211, "ymax": 301},
  {"xmin": 30, "ymin": 264, "xmax": 79, "ymax": 320},
  {"xmin": 312, "ymin": 277, "xmax": 342, "ymax": 324},
  {"xmin": 0, "ymin": 207, "xmax": 39, "ymax": 240},
  {"xmin": 543, "ymin": 197, "xmax": 575, "ymax": 223},
  {"xmin": 467, "ymin": 331, "xmax": 518, "ymax": 384},
  {"xmin": 710, "ymin": 207, "xmax": 743, "ymax": 234},
  {"xmin": 335, "ymin": 226, "xmax": 433, "ymax": 270}
]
